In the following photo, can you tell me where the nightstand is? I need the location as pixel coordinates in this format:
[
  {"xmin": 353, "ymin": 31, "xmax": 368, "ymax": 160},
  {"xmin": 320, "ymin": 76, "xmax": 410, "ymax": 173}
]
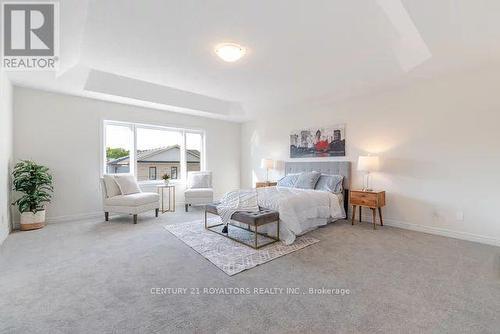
[
  {"xmin": 255, "ymin": 181, "xmax": 277, "ymax": 188},
  {"xmin": 349, "ymin": 190, "xmax": 386, "ymax": 229}
]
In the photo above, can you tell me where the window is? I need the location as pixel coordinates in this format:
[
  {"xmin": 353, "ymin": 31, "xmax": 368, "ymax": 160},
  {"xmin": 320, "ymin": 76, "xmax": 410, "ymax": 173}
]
[
  {"xmin": 102, "ymin": 121, "xmax": 204, "ymax": 183},
  {"xmin": 136, "ymin": 127, "xmax": 182, "ymax": 181},
  {"xmin": 104, "ymin": 123, "xmax": 134, "ymax": 174},
  {"xmin": 186, "ymin": 132, "xmax": 203, "ymax": 174},
  {"xmin": 148, "ymin": 167, "xmax": 157, "ymax": 180}
]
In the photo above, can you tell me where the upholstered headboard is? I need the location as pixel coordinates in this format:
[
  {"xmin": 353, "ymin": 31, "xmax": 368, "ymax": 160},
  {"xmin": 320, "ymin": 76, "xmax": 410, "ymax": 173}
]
[{"xmin": 284, "ymin": 161, "xmax": 351, "ymax": 212}]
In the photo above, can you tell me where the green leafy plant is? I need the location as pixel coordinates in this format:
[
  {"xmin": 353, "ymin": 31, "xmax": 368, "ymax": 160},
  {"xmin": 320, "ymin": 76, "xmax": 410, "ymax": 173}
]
[
  {"xmin": 106, "ymin": 147, "xmax": 129, "ymax": 160},
  {"xmin": 161, "ymin": 173, "xmax": 170, "ymax": 181},
  {"xmin": 12, "ymin": 160, "xmax": 54, "ymax": 214}
]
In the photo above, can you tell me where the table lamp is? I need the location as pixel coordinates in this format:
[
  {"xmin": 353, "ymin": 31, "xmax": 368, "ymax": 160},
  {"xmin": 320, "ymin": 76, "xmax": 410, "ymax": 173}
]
[
  {"xmin": 357, "ymin": 156, "xmax": 379, "ymax": 191},
  {"xmin": 260, "ymin": 158, "xmax": 275, "ymax": 183}
]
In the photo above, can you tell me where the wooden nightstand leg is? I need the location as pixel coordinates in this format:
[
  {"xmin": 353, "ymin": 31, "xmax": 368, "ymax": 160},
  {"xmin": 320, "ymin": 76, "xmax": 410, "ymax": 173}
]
[
  {"xmin": 378, "ymin": 208, "xmax": 383, "ymax": 226},
  {"xmin": 371, "ymin": 208, "xmax": 376, "ymax": 229},
  {"xmin": 359, "ymin": 206, "xmax": 362, "ymax": 222},
  {"xmin": 351, "ymin": 205, "xmax": 357, "ymax": 225}
]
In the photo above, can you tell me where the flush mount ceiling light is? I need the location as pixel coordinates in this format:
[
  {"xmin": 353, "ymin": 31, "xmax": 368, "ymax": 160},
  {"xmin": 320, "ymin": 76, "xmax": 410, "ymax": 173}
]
[{"xmin": 215, "ymin": 43, "xmax": 246, "ymax": 62}]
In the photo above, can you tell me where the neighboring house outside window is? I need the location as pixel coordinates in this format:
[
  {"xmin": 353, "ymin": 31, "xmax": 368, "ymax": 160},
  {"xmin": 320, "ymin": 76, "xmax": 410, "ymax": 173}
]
[
  {"xmin": 148, "ymin": 167, "xmax": 157, "ymax": 180},
  {"xmin": 106, "ymin": 145, "xmax": 200, "ymax": 181}
]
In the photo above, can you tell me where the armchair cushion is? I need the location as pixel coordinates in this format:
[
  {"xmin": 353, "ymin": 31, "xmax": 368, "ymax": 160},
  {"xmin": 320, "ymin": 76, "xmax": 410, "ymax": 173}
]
[
  {"xmin": 188, "ymin": 172, "xmax": 212, "ymax": 189},
  {"xmin": 113, "ymin": 175, "xmax": 141, "ymax": 195},
  {"xmin": 184, "ymin": 188, "xmax": 214, "ymax": 200},
  {"xmin": 104, "ymin": 192, "xmax": 159, "ymax": 207},
  {"xmin": 103, "ymin": 175, "xmax": 121, "ymax": 197}
]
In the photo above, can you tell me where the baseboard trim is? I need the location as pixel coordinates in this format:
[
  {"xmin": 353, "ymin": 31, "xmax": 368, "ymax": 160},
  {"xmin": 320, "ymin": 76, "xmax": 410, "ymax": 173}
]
[
  {"xmin": 0, "ymin": 228, "xmax": 9, "ymax": 245},
  {"xmin": 358, "ymin": 213, "xmax": 500, "ymax": 247},
  {"xmin": 45, "ymin": 204, "xmax": 183, "ymax": 224},
  {"xmin": 46, "ymin": 212, "xmax": 104, "ymax": 224}
]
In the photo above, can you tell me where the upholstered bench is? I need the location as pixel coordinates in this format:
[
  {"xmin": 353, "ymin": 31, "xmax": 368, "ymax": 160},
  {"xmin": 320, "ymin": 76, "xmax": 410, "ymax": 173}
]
[{"xmin": 205, "ymin": 203, "xmax": 280, "ymax": 249}]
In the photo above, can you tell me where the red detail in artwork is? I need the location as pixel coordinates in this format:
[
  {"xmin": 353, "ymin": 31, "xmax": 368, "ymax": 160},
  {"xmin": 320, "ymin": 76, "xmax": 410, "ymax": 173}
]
[{"xmin": 315, "ymin": 140, "xmax": 329, "ymax": 151}]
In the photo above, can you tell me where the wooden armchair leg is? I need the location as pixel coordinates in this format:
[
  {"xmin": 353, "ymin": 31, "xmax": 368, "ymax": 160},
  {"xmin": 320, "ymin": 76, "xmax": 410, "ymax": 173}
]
[
  {"xmin": 133, "ymin": 214, "xmax": 138, "ymax": 224},
  {"xmin": 185, "ymin": 204, "xmax": 189, "ymax": 212},
  {"xmin": 155, "ymin": 208, "xmax": 159, "ymax": 217},
  {"xmin": 105, "ymin": 212, "xmax": 109, "ymax": 221}
]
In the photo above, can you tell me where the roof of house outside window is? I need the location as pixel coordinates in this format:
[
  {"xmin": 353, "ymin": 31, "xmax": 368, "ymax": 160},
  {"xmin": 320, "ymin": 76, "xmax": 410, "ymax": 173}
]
[{"xmin": 108, "ymin": 145, "xmax": 200, "ymax": 165}]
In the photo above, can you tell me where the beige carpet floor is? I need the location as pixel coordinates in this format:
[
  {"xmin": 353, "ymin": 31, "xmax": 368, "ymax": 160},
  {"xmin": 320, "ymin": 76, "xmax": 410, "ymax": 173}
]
[
  {"xmin": 1, "ymin": 206, "xmax": 499, "ymax": 333},
  {"xmin": 164, "ymin": 217, "xmax": 319, "ymax": 275}
]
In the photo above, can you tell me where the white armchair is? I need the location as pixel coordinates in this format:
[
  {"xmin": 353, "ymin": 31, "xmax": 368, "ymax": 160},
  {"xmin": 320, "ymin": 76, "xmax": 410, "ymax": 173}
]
[
  {"xmin": 184, "ymin": 171, "xmax": 214, "ymax": 212},
  {"xmin": 100, "ymin": 175, "xmax": 160, "ymax": 224}
]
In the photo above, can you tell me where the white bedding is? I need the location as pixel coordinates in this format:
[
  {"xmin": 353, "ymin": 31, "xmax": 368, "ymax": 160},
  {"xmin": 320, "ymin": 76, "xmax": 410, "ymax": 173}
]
[{"xmin": 253, "ymin": 186, "xmax": 346, "ymax": 245}]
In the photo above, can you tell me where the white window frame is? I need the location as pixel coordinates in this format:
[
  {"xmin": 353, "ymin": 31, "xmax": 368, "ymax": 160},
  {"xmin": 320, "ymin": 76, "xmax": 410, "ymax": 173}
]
[
  {"xmin": 102, "ymin": 121, "xmax": 135, "ymax": 176},
  {"xmin": 101, "ymin": 120, "xmax": 205, "ymax": 184},
  {"xmin": 185, "ymin": 130, "xmax": 206, "ymax": 177}
]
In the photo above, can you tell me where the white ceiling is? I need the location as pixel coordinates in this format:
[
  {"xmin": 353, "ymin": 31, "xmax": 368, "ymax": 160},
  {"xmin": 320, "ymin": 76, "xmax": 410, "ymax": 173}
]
[{"xmin": 6, "ymin": 0, "xmax": 500, "ymax": 121}]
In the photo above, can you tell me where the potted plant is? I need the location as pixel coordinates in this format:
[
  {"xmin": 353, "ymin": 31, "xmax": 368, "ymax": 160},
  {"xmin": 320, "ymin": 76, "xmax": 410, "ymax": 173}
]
[
  {"xmin": 161, "ymin": 173, "xmax": 170, "ymax": 185},
  {"xmin": 12, "ymin": 160, "xmax": 54, "ymax": 231}
]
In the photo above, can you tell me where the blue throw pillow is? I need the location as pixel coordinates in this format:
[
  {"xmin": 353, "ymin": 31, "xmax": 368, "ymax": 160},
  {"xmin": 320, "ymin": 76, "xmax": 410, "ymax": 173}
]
[
  {"xmin": 315, "ymin": 174, "xmax": 344, "ymax": 193},
  {"xmin": 294, "ymin": 171, "xmax": 321, "ymax": 189},
  {"xmin": 277, "ymin": 173, "xmax": 300, "ymax": 187}
]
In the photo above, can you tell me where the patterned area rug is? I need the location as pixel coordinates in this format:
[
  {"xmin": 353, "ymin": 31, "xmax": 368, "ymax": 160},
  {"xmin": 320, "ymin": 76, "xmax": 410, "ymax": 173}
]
[{"xmin": 163, "ymin": 217, "xmax": 320, "ymax": 276}]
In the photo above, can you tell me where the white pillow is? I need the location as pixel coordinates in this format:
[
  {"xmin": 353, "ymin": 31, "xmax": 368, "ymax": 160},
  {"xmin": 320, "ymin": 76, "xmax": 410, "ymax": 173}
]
[
  {"xmin": 113, "ymin": 175, "xmax": 141, "ymax": 195},
  {"xmin": 103, "ymin": 175, "xmax": 121, "ymax": 198},
  {"xmin": 188, "ymin": 172, "xmax": 211, "ymax": 189}
]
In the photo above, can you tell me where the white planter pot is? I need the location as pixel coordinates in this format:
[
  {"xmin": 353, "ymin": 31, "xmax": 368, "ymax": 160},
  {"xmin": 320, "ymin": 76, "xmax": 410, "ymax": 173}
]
[
  {"xmin": 20, "ymin": 210, "xmax": 46, "ymax": 231},
  {"xmin": 164, "ymin": 180, "xmax": 169, "ymax": 185}
]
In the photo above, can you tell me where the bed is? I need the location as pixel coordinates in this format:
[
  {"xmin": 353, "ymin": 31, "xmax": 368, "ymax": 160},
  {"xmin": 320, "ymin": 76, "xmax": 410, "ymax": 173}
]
[{"xmin": 255, "ymin": 161, "xmax": 351, "ymax": 244}]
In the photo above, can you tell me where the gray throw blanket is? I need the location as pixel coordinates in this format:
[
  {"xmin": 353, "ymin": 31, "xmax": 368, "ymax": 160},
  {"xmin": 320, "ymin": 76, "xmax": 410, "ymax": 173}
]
[{"xmin": 216, "ymin": 189, "xmax": 260, "ymax": 225}]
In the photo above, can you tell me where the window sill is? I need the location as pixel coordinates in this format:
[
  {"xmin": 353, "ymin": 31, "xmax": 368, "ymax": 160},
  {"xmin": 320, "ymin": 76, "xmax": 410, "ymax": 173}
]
[{"xmin": 138, "ymin": 180, "xmax": 185, "ymax": 186}]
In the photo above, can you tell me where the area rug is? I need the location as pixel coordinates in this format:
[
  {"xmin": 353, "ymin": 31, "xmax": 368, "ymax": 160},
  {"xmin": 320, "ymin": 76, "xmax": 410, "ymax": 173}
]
[{"xmin": 163, "ymin": 217, "xmax": 319, "ymax": 276}]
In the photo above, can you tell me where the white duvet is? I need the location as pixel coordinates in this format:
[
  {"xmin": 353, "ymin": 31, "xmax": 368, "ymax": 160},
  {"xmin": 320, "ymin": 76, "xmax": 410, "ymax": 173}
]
[{"xmin": 254, "ymin": 186, "xmax": 346, "ymax": 245}]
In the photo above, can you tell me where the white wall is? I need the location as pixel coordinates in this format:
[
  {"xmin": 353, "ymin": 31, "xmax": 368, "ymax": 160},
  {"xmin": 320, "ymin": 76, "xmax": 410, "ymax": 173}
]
[
  {"xmin": 241, "ymin": 65, "xmax": 500, "ymax": 246},
  {"xmin": 0, "ymin": 72, "xmax": 13, "ymax": 244},
  {"xmin": 13, "ymin": 87, "xmax": 240, "ymax": 223}
]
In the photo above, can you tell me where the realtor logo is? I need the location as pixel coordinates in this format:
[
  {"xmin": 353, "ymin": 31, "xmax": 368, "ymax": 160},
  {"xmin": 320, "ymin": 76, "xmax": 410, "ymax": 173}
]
[{"xmin": 2, "ymin": 2, "xmax": 59, "ymax": 70}]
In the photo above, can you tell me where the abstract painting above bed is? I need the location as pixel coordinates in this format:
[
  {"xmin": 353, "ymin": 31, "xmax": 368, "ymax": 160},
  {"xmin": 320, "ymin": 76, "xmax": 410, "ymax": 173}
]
[{"xmin": 289, "ymin": 124, "xmax": 346, "ymax": 158}]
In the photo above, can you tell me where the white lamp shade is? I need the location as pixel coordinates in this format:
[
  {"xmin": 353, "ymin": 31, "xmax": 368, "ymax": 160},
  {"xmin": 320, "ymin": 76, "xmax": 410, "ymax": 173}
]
[
  {"xmin": 261, "ymin": 158, "xmax": 275, "ymax": 169},
  {"xmin": 357, "ymin": 156, "xmax": 379, "ymax": 172}
]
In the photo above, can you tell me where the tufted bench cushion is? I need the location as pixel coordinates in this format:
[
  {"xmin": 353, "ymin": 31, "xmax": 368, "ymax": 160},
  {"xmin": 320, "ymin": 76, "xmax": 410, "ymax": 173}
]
[{"xmin": 205, "ymin": 203, "xmax": 279, "ymax": 226}]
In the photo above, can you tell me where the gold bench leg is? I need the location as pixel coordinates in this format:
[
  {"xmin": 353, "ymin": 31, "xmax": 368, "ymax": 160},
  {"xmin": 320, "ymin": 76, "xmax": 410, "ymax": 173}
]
[
  {"xmin": 255, "ymin": 225, "xmax": 258, "ymax": 249},
  {"xmin": 204, "ymin": 209, "xmax": 207, "ymax": 229},
  {"xmin": 276, "ymin": 220, "xmax": 280, "ymax": 241}
]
